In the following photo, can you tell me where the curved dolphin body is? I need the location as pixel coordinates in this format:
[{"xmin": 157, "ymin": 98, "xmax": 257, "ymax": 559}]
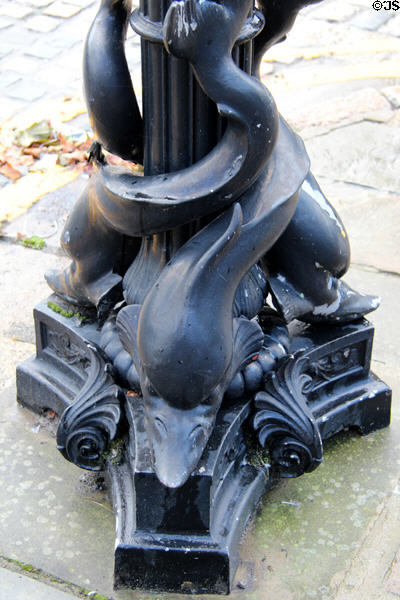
[
  {"xmin": 48, "ymin": 0, "xmax": 380, "ymax": 488},
  {"xmin": 46, "ymin": 0, "xmax": 280, "ymax": 307},
  {"xmin": 91, "ymin": 0, "xmax": 279, "ymax": 236},
  {"xmin": 116, "ymin": 118, "xmax": 309, "ymax": 488},
  {"xmin": 45, "ymin": 0, "xmax": 281, "ymax": 313},
  {"xmin": 84, "ymin": 0, "xmax": 143, "ymax": 163}
]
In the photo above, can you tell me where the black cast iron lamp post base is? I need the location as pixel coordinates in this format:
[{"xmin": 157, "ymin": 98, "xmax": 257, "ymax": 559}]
[{"xmin": 17, "ymin": 0, "xmax": 392, "ymax": 594}]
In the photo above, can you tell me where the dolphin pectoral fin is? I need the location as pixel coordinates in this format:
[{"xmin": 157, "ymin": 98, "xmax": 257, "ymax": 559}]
[
  {"xmin": 116, "ymin": 304, "xmax": 142, "ymax": 370},
  {"xmin": 230, "ymin": 317, "xmax": 264, "ymax": 377}
]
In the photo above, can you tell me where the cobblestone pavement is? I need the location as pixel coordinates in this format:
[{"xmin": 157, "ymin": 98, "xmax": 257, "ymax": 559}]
[
  {"xmin": 0, "ymin": 1, "xmax": 399, "ymax": 599},
  {"xmin": 0, "ymin": 0, "xmax": 141, "ymax": 121}
]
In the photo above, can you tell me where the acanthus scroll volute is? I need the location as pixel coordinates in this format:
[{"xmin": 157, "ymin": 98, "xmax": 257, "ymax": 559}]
[
  {"xmin": 253, "ymin": 355, "xmax": 324, "ymax": 478},
  {"xmin": 57, "ymin": 343, "xmax": 123, "ymax": 471}
]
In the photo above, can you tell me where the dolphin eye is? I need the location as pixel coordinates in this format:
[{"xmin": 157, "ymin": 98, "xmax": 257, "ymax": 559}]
[
  {"xmin": 189, "ymin": 424, "xmax": 205, "ymax": 442},
  {"xmin": 154, "ymin": 417, "xmax": 167, "ymax": 437}
]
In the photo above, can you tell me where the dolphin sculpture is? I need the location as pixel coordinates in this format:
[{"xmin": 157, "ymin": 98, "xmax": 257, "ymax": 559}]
[
  {"xmin": 116, "ymin": 114, "xmax": 309, "ymax": 487},
  {"xmin": 45, "ymin": 0, "xmax": 279, "ymax": 306},
  {"xmin": 49, "ymin": 0, "xmax": 380, "ymax": 487}
]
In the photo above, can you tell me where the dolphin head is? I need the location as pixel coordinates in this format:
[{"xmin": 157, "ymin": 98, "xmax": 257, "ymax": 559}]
[
  {"xmin": 115, "ymin": 302, "xmax": 229, "ymax": 488},
  {"xmin": 115, "ymin": 205, "xmax": 263, "ymax": 489},
  {"xmin": 141, "ymin": 376, "xmax": 222, "ymax": 488}
]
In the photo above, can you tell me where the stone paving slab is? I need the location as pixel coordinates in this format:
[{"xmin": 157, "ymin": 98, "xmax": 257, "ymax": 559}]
[
  {"xmin": 0, "ymin": 385, "xmax": 116, "ymax": 595},
  {"xmin": 287, "ymin": 87, "xmax": 394, "ymax": 139},
  {"xmin": 0, "ymin": 166, "xmax": 81, "ymax": 224},
  {"xmin": 7, "ymin": 79, "xmax": 50, "ymax": 102},
  {"xmin": 263, "ymin": 14, "xmax": 400, "ymax": 66},
  {"xmin": 0, "ymin": 0, "xmax": 97, "ymax": 121},
  {"xmin": 0, "ymin": 242, "xmax": 67, "ymax": 350},
  {"xmin": 382, "ymin": 85, "xmax": 400, "ymax": 108},
  {"xmin": 0, "ymin": 232, "xmax": 398, "ymax": 600},
  {"xmin": 380, "ymin": 12, "xmax": 400, "ymax": 36},
  {"xmin": 315, "ymin": 177, "xmax": 400, "ymax": 275},
  {"xmin": 0, "ymin": 567, "xmax": 78, "ymax": 600},
  {"xmin": 333, "ymin": 481, "xmax": 400, "ymax": 600},
  {"xmin": 309, "ymin": 1, "xmax": 360, "ymax": 22},
  {"xmin": 305, "ymin": 120, "xmax": 400, "ymax": 195},
  {"xmin": 44, "ymin": 2, "xmax": 84, "ymax": 19},
  {"xmin": 0, "ymin": 4, "xmax": 34, "ymax": 19},
  {"xmin": 0, "ymin": 0, "xmax": 141, "ymax": 121},
  {"xmin": 348, "ymin": 7, "xmax": 393, "ymax": 31},
  {"xmin": 3, "ymin": 175, "xmax": 88, "ymax": 249},
  {"xmin": 0, "ymin": 335, "xmax": 34, "ymax": 393}
]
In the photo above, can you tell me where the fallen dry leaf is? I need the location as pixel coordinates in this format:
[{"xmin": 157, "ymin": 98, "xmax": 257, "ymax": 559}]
[
  {"xmin": 67, "ymin": 149, "xmax": 86, "ymax": 163},
  {"xmin": 106, "ymin": 152, "xmax": 144, "ymax": 173},
  {"xmin": 14, "ymin": 119, "xmax": 54, "ymax": 147},
  {"xmin": 23, "ymin": 146, "xmax": 41, "ymax": 159},
  {"xmin": 0, "ymin": 163, "xmax": 21, "ymax": 180},
  {"xmin": 1, "ymin": 117, "xmax": 142, "ymax": 182},
  {"xmin": 17, "ymin": 153, "xmax": 35, "ymax": 167}
]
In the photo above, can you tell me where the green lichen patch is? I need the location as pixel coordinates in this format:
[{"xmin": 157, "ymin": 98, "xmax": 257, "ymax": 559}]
[
  {"xmin": 244, "ymin": 423, "xmax": 271, "ymax": 469},
  {"xmin": 15, "ymin": 559, "xmax": 41, "ymax": 574},
  {"xmin": 47, "ymin": 300, "xmax": 87, "ymax": 321},
  {"xmin": 102, "ymin": 436, "xmax": 126, "ymax": 466},
  {"xmin": 18, "ymin": 235, "xmax": 46, "ymax": 250},
  {"xmin": 0, "ymin": 555, "xmax": 109, "ymax": 599}
]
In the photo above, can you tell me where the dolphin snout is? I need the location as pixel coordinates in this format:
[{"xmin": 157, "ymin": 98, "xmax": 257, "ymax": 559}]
[
  {"xmin": 151, "ymin": 421, "xmax": 209, "ymax": 488},
  {"xmin": 143, "ymin": 394, "xmax": 219, "ymax": 488}
]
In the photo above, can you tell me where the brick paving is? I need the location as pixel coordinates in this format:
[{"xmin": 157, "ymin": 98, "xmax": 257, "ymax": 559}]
[
  {"xmin": 1, "ymin": 0, "xmax": 398, "ymax": 121},
  {"xmin": 0, "ymin": 0, "xmax": 141, "ymax": 121}
]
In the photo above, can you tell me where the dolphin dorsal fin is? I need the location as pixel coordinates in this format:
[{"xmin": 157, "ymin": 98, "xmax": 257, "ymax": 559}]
[
  {"xmin": 194, "ymin": 202, "xmax": 243, "ymax": 275},
  {"xmin": 230, "ymin": 317, "xmax": 264, "ymax": 377},
  {"xmin": 116, "ymin": 304, "xmax": 142, "ymax": 370}
]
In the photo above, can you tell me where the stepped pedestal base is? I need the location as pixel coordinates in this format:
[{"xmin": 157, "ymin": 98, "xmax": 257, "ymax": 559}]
[{"xmin": 17, "ymin": 298, "xmax": 391, "ymax": 594}]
